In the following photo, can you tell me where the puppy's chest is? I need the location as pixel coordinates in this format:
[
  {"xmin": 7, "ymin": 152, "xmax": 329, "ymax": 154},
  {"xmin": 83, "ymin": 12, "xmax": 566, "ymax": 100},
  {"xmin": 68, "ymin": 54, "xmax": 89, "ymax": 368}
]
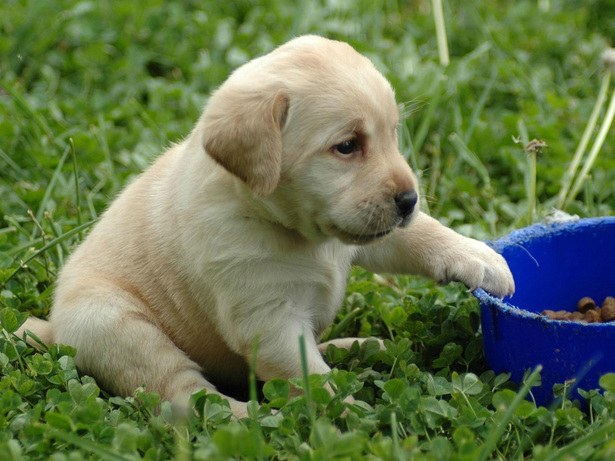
[{"xmin": 287, "ymin": 249, "xmax": 352, "ymax": 332}]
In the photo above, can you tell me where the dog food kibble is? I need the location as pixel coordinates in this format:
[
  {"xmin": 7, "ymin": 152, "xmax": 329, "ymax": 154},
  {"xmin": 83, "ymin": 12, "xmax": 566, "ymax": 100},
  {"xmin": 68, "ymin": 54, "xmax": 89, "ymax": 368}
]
[
  {"xmin": 541, "ymin": 296, "xmax": 615, "ymax": 323},
  {"xmin": 585, "ymin": 309, "xmax": 601, "ymax": 323},
  {"xmin": 541, "ymin": 310, "xmax": 566, "ymax": 320},
  {"xmin": 602, "ymin": 297, "xmax": 615, "ymax": 322},
  {"xmin": 577, "ymin": 296, "xmax": 596, "ymax": 313}
]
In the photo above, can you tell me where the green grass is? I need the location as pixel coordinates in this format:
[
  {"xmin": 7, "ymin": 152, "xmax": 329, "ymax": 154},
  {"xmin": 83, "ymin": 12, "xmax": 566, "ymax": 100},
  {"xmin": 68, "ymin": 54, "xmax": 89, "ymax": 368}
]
[{"xmin": 1, "ymin": 0, "xmax": 615, "ymax": 459}]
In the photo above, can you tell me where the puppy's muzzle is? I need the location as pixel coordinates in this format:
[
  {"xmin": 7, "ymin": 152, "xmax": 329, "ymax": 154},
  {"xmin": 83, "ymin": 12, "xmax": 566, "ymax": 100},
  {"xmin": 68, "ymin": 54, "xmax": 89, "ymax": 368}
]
[{"xmin": 395, "ymin": 190, "xmax": 418, "ymax": 226}]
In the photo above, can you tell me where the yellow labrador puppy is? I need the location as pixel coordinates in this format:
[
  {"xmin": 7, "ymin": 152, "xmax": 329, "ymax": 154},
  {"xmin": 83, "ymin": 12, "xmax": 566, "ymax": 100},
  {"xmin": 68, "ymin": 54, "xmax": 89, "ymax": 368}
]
[{"xmin": 19, "ymin": 36, "xmax": 514, "ymax": 418}]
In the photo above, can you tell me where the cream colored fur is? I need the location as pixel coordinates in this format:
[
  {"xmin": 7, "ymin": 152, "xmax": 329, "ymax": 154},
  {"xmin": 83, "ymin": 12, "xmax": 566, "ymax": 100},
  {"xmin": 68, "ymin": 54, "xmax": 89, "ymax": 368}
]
[{"xmin": 17, "ymin": 36, "xmax": 514, "ymax": 418}]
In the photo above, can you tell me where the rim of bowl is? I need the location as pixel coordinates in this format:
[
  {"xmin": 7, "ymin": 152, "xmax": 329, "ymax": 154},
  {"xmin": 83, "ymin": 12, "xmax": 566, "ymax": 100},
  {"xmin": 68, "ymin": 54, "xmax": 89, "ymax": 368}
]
[{"xmin": 474, "ymin": 216, "xmax": 615, "ymax": 328}]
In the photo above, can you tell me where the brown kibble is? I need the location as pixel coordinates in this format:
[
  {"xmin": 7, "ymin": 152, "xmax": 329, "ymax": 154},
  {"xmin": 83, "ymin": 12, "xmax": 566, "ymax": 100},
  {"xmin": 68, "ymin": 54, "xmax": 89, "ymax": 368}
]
[
  {"xmin": 542, "ymin": 297, "xmax": 615, "ymax": 323},
  {"xmin": 584, "ymin": 309, "xmax": 601, "ymax": 323},
  {"xmin": 577, "ymin": 297, "xmax": 596, "ymax": 313},
  {"xmin": 603, "ymin": 296, "xmax": 615, "ymax": 308},
  {"xmin": 601, "ymin": 297, "xmax": 615, "ymax": 322},
  {"xmin": 542, "ymin": 309, "xmax": 574, "ymax": 321},
  {"xmin": 570, "ymin": 311, "xmax": 586, "ymax": 322},
  {"xmin": 541, "ymin": 310, "xmax": 560, "ymax": 320}
]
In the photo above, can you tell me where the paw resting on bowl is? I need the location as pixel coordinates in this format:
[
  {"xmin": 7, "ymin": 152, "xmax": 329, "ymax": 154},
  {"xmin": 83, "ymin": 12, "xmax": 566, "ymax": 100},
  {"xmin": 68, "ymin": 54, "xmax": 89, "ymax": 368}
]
[{"xmin": 437, "ymin": 237, "xmax": 515, "ymax": 299}]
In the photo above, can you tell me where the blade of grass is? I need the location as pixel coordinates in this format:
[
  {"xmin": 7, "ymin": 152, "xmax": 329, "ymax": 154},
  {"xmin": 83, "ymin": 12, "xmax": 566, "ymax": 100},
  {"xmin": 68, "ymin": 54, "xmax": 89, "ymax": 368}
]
[
  {"xmin": 390, "ymin": 412, "xmax": 401, "ymax": 459},
  {"xmin": 31, "ymin": 144, "xmax": 71, "ymax": 238},
  {"xmin": 44, "ymin": 213, "xmax": 68, "ymax": 267},
  {"xmin": 4, "ymin": 215, "xmax": 33, "ymax": 240},
  {"xmin": 542, "ymin": 422, "xmax": 615, "ymax": 461},
  {"xmin": 399, "ymin": 107, "xmax": 418, "ymax": 165},
  {"xmin": 1, "ymin": 329, "xmax": 27, "ymax": 371},
  {"xmin": 86, "ymin": 190, "xmax": 100, "ymax": 220},
  {"xmin": 324, "ymin": 308, "xmax": 362, "ymax": 342},
  {"xmin": 476, "ymin": 365, "xmax": 542, "ymax": 461},
  {"xmin": 174, "ymin": 425, "xmax": 192, "ymax": 461},
  {"xmin": 528, "ymin": 149, "xmax": 537, "ymax": 224},
  {"xmin": 583, "ymin": 178, "xmax": 595, "ymax": 213},
  {"xmin": 0, "ymin": 147, "xmax": 26, "ymax": 179},
  {"xmin": 0, "ymin": 226, "xmax": 17, "ymax": 236},
  {"xmin": 7, "ymin": 236, "xmax": 44, "ymax": 257},
  {"xmin": 464, "ymin": 67, "xmax": 498, "ymax": 143},
  {"xmin": 69, "ymin": 138, "xmax": 83, "ymax": 230},
  {"xmin": 95, "ymin": 113, "xmax": 118, "ymax": 192},
  {"xmin": 2, "ymin": 219, "xmax": 96, "ymax": 287},
  {"xmin": 431, "ymin": 0, "xmax": 450, "ymax": 67},
  {"xmin": 424, "ymin": 139, "xmax": 441, "ymax": 217},
  {"xmin": 516, "ymin": 118, "xmax": 530, "ymax": 145},
  {"xmin": 132, "ymin": 97, "xmax": 166, "ymax": 145},
  {"xmin": 448, "ymin": 133, "xmax": 491, "ymax": 189},
  {"xmin": 523, "ymin": 140, "xmax": 547, "ymax": 225},
  {"xmin": 565, "ymin": 85, "xmax": 615, "ymax": 206},
  {"xmin": 556, "ymin": 70, "xmax": 611, "ymax": 209},
  {"xmin": 45, "ymin": 427, "xmax": 132, "ymax": 461},
  {"xmin": 299, "ymin": 334, "xmax": 315, "ymax": 424},
  {"xmin": 0, "ymin": 80, "xmax": 54, "ymax": 139},
  {"xmin": 26, "ymin": 209, "xmax": 51, "ymax": 278},
  {"xmin": 412, "ymin": 78, "xmax": 443, "ymax": 155}
]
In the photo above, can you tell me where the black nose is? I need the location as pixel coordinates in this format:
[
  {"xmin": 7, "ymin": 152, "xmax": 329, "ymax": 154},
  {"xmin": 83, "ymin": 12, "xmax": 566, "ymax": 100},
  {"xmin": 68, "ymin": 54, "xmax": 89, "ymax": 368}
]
[{"xmin": 394, "ymin": 190, "xmax": 418, "ymax": 221}]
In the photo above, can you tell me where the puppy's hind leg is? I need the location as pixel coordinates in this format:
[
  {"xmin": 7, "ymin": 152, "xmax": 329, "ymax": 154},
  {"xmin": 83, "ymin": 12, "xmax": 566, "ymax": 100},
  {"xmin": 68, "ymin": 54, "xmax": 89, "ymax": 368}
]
[
  {"xmin": 52, "ymin": 291, "xmax": 247, "ymax": 419},
  {"xmin": 15, "ymin": 316, "xmax": 54, "ymax": 347}
]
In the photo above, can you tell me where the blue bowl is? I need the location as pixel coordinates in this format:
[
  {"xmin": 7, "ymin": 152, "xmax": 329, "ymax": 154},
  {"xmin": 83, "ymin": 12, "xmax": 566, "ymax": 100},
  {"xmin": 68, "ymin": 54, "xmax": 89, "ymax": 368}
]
[{"xmin": 474, "ymin": 217, "xmax": 615, "ymax": 406}]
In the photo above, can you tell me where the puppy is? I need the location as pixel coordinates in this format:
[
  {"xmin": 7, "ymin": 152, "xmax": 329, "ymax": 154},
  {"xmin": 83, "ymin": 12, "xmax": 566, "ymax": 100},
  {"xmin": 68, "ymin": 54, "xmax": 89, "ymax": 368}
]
[{"xmin": 18, "ymin": 36, "xmax": 514, "ymax": 418}]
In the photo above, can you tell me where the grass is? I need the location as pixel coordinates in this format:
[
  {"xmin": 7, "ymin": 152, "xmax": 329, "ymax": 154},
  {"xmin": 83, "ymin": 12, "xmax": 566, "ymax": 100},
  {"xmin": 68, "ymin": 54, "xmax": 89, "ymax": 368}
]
[{"xmin": 1, "ymin": 0, "xmax": 615, "ymax": 459}]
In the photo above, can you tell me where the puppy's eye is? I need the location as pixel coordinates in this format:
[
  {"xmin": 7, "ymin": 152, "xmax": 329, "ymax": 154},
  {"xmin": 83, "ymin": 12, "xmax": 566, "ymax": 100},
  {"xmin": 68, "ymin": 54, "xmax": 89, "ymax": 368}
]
[{"xmin": 334, "ymin": 139, "xmax": 358, "ymax": 155}]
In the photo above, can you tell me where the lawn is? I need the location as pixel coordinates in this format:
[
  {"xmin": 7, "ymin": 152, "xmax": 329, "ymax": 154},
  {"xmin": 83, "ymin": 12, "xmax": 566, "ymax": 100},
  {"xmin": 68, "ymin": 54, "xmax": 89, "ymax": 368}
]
[{"xmin": 1, "ymin": 0, "xmax": 615, "ymax": 459}]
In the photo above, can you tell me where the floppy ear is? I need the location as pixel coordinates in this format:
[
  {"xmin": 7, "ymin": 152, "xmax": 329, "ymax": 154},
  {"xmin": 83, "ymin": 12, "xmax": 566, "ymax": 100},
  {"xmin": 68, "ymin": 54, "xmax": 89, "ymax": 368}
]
[{"xmin": 201, "ymin": 85, "xmax": 289, "ymax": 196}]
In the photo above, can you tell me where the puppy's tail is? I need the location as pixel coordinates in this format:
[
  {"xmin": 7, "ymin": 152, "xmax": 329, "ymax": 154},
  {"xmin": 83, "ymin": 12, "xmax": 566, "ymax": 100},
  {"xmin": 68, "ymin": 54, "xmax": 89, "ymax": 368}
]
[{"xmin": 15, "ymin": 316, "xmax": 54, "ymax": 348}]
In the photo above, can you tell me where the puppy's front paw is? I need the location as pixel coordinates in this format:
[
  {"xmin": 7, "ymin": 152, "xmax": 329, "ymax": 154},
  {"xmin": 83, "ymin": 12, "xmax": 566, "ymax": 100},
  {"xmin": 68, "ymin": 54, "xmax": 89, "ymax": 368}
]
[{"xmin": 437, "ymin": 238, "xmax": 515, "ymax": 298}]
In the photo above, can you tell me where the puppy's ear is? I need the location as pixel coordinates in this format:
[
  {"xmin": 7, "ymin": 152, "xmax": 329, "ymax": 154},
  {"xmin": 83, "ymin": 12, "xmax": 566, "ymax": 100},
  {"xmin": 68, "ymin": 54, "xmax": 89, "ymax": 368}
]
[{"xmin": 202, "ymin": 86, "xmax": 289, "ymax": 196}]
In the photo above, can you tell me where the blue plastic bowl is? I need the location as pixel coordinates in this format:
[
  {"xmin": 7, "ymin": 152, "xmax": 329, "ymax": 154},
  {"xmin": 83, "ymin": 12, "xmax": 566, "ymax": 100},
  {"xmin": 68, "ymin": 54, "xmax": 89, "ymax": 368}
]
[{"xmin": 474, "ymin": 217, "xmax": 615, "ymax": 406}]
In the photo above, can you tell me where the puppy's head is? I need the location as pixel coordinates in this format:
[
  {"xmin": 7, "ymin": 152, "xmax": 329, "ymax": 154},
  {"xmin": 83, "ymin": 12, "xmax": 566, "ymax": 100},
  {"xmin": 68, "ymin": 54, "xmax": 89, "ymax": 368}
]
[{"xmin": 199, "ymin": 35, "xmax": 418, "ymax": 244}]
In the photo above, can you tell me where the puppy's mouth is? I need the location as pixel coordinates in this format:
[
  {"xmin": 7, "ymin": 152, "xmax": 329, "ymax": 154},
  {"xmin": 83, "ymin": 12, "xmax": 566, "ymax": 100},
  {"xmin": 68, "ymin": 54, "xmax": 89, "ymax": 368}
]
[
  {"xmin": 327, "ymin": 210, "xmax": 417, "ymax": 245},
  {"xmin": 329, "ymin": 221, "xmax": 399, "ymax": 245}
]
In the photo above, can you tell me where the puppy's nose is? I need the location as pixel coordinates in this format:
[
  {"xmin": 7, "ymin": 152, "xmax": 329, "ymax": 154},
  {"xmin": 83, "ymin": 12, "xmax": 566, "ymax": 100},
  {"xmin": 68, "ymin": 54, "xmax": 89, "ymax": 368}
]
[{"xmin": 394, "ymin": 190, "xmax": 418, "ymax": 221}]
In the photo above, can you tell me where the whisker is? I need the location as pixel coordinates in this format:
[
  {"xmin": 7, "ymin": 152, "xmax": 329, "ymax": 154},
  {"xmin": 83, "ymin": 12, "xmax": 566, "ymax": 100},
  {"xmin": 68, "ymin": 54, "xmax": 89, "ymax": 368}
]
[{"xmin": 398, "ymin": 98, "xmax": 426, "ymax": 121}]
